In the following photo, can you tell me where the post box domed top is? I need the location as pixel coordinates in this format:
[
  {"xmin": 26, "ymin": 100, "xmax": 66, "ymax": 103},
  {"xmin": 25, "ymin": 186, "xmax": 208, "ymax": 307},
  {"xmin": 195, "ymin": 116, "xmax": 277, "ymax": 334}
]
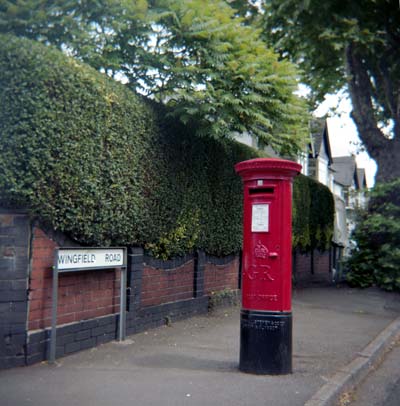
[{"xmin": 235, "ymin": 158, "xmax": 301, "ymax": 180}]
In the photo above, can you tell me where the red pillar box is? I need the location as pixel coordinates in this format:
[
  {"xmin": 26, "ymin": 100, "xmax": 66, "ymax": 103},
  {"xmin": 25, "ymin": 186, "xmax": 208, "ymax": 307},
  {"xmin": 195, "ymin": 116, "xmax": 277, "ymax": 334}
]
[{"xmin": 235, "ymin": 158, "xmax": 301, "ymax": 374}]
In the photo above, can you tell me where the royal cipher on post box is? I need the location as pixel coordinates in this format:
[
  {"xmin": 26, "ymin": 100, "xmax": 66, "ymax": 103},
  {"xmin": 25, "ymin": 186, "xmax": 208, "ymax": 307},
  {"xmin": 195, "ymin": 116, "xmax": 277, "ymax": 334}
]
[{"xmin": 235, "ymin": 158, "xmax": 301, "ymax": 375}]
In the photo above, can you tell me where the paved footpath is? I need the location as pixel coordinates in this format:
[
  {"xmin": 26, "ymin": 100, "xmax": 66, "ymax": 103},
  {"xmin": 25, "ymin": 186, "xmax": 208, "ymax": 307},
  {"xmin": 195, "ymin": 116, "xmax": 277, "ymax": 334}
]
[{"xmin": 0, "ymin": 286, "xmax": 399, "ymax": 406}]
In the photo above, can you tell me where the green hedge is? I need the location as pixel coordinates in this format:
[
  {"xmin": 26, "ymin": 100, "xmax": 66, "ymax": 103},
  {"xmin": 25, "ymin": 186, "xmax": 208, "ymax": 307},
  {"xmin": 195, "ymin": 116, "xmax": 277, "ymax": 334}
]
[
  {"xmin": 293, "ymin": 174, "xmax": 334, "ymax": 252},
  {"xmin": 0, "ymin": 35, "xmax": 334, "ymax": 258},
  {"xmin": 141, "ymin": 110, "xmax": 268, "ymax": 258},
  {"xmin": 0, "ymin": 34, "xmax": 159, "ymax": 246}
]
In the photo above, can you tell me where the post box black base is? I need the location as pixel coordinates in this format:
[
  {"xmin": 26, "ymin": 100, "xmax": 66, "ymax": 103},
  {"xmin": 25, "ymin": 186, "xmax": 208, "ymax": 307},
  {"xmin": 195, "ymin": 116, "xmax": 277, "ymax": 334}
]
[{"xmin": 239, "ymin": 309, "xmax": 292, "ymax": 375}]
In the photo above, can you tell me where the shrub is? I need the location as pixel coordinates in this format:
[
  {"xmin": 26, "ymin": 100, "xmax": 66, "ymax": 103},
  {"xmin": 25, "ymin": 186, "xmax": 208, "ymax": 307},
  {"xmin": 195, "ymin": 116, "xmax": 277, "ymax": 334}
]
[
  {"xmin": 293, "ymin": 175, "xmax": 334, "ymax": 252},
  {"xmin": 346, "ymin": 179, "xmax": 400, "ymax": 291}
]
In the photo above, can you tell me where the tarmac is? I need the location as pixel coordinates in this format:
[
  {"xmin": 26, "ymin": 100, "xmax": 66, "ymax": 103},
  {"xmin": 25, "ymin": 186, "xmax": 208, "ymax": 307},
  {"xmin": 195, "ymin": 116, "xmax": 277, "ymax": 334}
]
[
  {"xmin": 345, "ymin": 339, "xmax": 400, "ymax": 406},
  {"xmin": 0, "ymin": 285, "xmax": 399, "ymax": 406}
]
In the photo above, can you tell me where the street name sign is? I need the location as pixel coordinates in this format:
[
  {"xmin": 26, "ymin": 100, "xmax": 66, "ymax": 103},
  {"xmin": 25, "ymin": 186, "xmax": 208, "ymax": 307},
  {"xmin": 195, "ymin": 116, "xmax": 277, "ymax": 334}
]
[
  {"xmin": 56, "ymin": 248, "xmax": 126, "ymax": 272},
  {"xmin": 50, "ymin": 247, "xmax": 127, "ymax": 364}
]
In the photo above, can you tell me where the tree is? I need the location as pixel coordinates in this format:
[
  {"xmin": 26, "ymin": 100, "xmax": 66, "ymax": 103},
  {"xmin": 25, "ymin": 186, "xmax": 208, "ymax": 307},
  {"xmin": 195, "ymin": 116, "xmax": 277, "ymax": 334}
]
[
  {"xmin": 0, "ymin": 0, "xmax": 149, "ymax": 74},
  {"xmin": 0, "ymin": 0, "xmax": 309, "ymax": 156},
  {"xmin": 346, "ymin": 179, "xmax": 400, "ymax": 291},
  {"xmin": 260, "ymin": 0, "xmax": 400, "ymax": 182}
]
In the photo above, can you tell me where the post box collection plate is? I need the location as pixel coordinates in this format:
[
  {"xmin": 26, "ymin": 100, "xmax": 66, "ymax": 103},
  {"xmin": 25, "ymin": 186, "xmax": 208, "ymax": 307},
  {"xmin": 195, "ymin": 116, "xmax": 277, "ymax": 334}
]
[{"xmin": 251, "ymin": 204, "xmax": 269, "ymax": 232}]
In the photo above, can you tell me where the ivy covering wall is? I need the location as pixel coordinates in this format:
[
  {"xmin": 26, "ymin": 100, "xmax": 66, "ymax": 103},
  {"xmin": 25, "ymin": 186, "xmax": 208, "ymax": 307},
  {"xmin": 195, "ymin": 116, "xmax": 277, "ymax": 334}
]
[{"xmin": 0, "ymin": 35, "xmax": 334, "ymax": 259}]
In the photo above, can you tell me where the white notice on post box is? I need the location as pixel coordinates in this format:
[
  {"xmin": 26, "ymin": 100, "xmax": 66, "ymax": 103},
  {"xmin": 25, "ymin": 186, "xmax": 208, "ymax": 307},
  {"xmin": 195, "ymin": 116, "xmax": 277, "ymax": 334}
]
[{"xmin": 251, "ymin": 204, "xmax": 269, "ymax": 232}]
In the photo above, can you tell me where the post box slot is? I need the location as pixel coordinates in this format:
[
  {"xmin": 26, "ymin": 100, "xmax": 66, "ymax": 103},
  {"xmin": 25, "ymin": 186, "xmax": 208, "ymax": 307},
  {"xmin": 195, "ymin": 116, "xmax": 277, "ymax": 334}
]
[{"xmin": 249, "ymin": 187, "xmax": 274, "ymax": 195}]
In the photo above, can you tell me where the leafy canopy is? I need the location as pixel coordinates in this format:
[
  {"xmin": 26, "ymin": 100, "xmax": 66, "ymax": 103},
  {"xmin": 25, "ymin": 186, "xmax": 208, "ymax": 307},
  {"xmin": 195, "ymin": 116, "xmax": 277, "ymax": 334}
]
[
  {"xmin": 259, "ymin": 0, "xmax": 400, "ymax": 181},
  {"xmin": 0, "ymin": 0, "xmax": 309, "ymax": 156},
  {"xmin": 261, "ymin": 0, "xmax": 400, "ymax": 114}
]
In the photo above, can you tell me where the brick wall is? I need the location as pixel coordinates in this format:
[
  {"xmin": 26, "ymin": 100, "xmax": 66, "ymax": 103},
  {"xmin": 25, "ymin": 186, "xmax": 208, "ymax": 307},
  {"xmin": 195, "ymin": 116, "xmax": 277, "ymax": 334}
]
[
  {"xmin": 1, "ymin": 215, "xmax": 240, "ymax": 368},
  {"xmin": 25, "ymin": 244, "xmax": 215, "ymax": 366},
  {"xmin": 0, "ymin": 210, "xmax": 30, "ymax": 368},
  {"xmin": 26, "ymin": 313, "xmax": 119, "ymax": 365},
  {"xmin": 293, "ymin": 249, "xmax": 332, "ymax": 286},
  {"xmin": 1, "ymin": 210, "xmax": 265, "ymax": 369},
  {"xmin": 204, "ymin": 255, "xmax": 239, "ymax": 294},
  {"xmin": 28, "ymin": 227, "xmax": 120, "ymax": 330},
  {"xmin": 141, "ymin": 258, "xmax": 194, "ymax": 307},
  {"xmin": 314, "ymin": 250, "xmax": 330, "ymax": 277},
  {"xmin": 1, "ymin": 211, "xmax": 336, "ymax": 370}
]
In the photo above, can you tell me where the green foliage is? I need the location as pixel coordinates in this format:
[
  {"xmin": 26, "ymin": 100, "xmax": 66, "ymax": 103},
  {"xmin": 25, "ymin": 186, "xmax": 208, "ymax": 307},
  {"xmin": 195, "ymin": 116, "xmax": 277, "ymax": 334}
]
[
  {"xmin": 0, "ymin": 0, "xmax": 149, "ymax": 73},
  {"xmin": 293, "ymin": 175, "xmax": 334, "ymax": 252},
  {"xmin": 261, "ymin": 0, "xmax": 400, "ymax": 110},
  {"xmin": 208, "ymin": 288, "xmax": 240, "ymax": 311},
  {"xmin": 0, "ymin": 0, "xmax": 309, "ymax": 156},
  {"xmin": 346, "ymin": 179, "xmax": 400, "ymax": 291},
  {"xmin": 309, "ymin": 179, "xmax": 335, "ymax": 251},
  {"xmin": 145, "ymin": 209, "xmax": 201, "ymax": 260},
  {"xmin": 0, "ymin": 34, "xmax": 256, "ymax": 255},
  {"xmin": 0, "ymin": 34, "xmax": 158, "ymax": 246},
  {"xmin": 141, "ymin": 110, "xmax": 262, "ymax": 258},
  {"xmin": 292, "ymin": 175, "xmax": 311, "ymax": 250},
  {"xmin": 260, "ymin": 0, "xmax": 400, "ymax": 182},
  {"xmin": 143, "ymin": 0, "xmax": 308, "ymax": 156},
  {"xmin": 0, "ymin": 35, "xmax": 333, "ymax": 258}
]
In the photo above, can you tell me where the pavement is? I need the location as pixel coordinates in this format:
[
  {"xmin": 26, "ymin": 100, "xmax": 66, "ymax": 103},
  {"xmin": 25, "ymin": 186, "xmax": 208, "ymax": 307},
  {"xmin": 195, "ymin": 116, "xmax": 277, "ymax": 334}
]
[{"xmin": 0, "ymin": 285, "xmax": 399, "ymax": 406}]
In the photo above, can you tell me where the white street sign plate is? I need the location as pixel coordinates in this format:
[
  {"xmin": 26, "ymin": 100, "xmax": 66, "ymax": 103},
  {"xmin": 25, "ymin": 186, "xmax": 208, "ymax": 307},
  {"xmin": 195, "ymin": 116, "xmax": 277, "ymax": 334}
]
[{"xmin": 56, "ymin": 248, "xmax": 126, "ymax": 271}]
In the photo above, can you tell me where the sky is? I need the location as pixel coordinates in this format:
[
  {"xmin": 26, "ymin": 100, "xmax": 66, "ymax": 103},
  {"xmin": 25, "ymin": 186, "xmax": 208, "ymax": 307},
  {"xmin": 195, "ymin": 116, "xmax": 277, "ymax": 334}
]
[{"xmin": 313, "ymin": 92, "xmax": 377, "ymax": 188}]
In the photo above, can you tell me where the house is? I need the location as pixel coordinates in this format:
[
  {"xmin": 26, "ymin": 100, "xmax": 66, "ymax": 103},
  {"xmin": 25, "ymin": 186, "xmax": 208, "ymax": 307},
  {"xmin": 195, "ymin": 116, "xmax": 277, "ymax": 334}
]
[
  {"xmin": 331, "ymin": 155, "xmax": 368, "ymax": 241},
  {"xmin": 235, "ymin": 118, "xmax": 369, "ymax": 282},
  {"xmin": 307, "ymin": 119, "xmax": 349, "ymax": 276},
  {"xmin": 331, "ymin": 156, "xmax": 368, "ymax": 208},
  {"xmin": 307, "ymin": 119, "xmax": 348, "ymax": 244},
  {"xmin": 307, "ymin": 118, "xmax": 335, "ymax": 189}
]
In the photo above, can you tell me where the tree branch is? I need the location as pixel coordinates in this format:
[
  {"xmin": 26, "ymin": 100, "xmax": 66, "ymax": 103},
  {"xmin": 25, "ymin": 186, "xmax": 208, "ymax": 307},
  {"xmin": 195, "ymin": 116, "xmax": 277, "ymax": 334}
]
[{"xmin": 345, "ymin": 42, "xmax": 389, "ymax": 154}]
